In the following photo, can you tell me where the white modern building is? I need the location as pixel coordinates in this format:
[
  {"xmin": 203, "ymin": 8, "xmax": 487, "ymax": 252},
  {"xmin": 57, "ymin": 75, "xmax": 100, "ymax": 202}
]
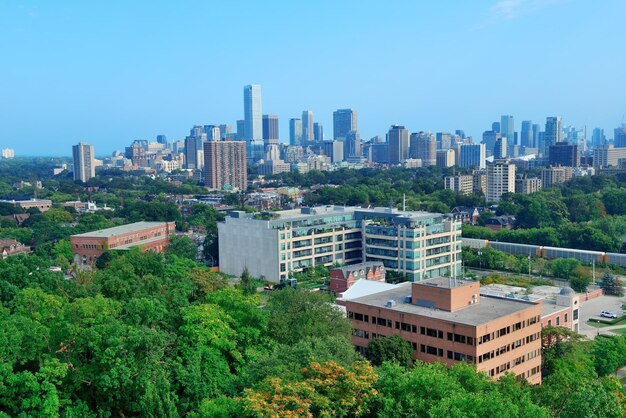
[
  {"xmin": 218, "ymin": 206, "xmax": 462, "ymax": 283},
  {"xmin": 486, "ymin": 159, "xmax": 516, "ymax": 202},
  {"xmin": 72, "ymin": 142, "xmax": 95, "ymax": 182}
]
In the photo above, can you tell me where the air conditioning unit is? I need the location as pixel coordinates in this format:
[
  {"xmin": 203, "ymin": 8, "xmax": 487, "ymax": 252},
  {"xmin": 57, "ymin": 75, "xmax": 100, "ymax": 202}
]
[{"xmin": 385, "ymin": 299, "xmax": 397, "ymax": 308}]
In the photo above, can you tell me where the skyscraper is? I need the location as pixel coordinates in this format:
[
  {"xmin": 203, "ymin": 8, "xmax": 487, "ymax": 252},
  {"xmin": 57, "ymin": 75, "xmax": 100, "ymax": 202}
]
[
  {"xmin": 544, "ymin": 117, "xmax": 562, "ymax": 157},
  {"xmin": 436, "ymin": 132, "xmax": 452, "ymax": 150},
  {"xmin": 289, "ymin": 118, "xmax": 303, "ymax": 146},
  {"xmin": 532, "ymin": 124, "xmax": 541, "ymax": 149},
  {"xmin": 501, "ymin": 115, "xmax": 515, "ymax": 145},
  {"xmin": 344, "ymin": 130, "xmax": 362, "ymax": 160},
  {"xmin": 615, "ymin": 125, "xmax": 626, "ymax": 148},
  {"xmin": 481, "ymin": 131, "xmax": 501, "ymax": 157},
  {"xmin": 492, "ymin": 122, "xmax": 501, "ymax": 133},
  {"xmin": 204, "ymin": 141, "xmax": 247, "ymax": 191},
  {"xmin": 410, "ymin": 132, "xmax": 436, "ymax": 166},
  {"xmin": 262, "ymin": 114, "xmax": 279, "ymax": 145},
  {"xmin": 486, "ymin": 160, "xmax": 516, "ymax": 202},
  {"xmin": 520, "ymin": 121, "xmax": 533, "ymax": 148},
  {"xmin": 458, "ymin": 144, "xmax": 486, "ymax": 169},
  {"xmin": 592, "ymin": 128, "xmax": 606, "ymax": 148},
  {"xmin": 243, "ymin": 84, "xmax": 262, "ymax": 142},
  {"xmin": 156, "ymin": 135, "xmax": 168, "ymax": 146},
  {"xmin": 494, "ymin": 136, "xmax": 507, "ymax": 159},
  {"xmin": 302, "ymin": 110, "xmax": 314, "ymax": 144},
  {"xmin": 333, "ymin": 108, "xmax": 358, "ymax": 140},
  {"xmin": 72, "ymin": 142, "xmax": 95, "ymax": 182},
  {"xmin": 236, "ymin": 120, "xmax": 245, "ymax": 140},
  {"xmin": 184, "ymin": 136, "xmax": 198, "ymax": 169},
  {"xmin": 388, "ymin": 125, "xmax": 410, "ymax": 165},
  {"xmin": 549, "ymin": 142, "xmax": 580, "ymax": 167},
  {"xmin": 314, "ymin": 122, "xmax": 324, "ymax": 142}
]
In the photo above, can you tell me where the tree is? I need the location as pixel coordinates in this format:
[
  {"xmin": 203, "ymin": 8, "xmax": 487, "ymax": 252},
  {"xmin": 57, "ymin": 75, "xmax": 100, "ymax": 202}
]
[
  {"xmin": 365, "ymin": 335, "xmax": 413, "ymax": 367},
  {"xmin": 167, "ymin": 235, "xmax": 198, "ymax": 260},
  {"xmin": 265, "ymin": 288, "xmax": 351, "ymax": 346},
  {"xmin": 593, "ymin": 335, "xmax": 626, "ymax": 376},
  {"xmin": 600, "ymin": 271, "xmax": 624, "ymax": 297},
  {"xmin": 238, "ymin": 267, "xmax": 257, "ymax": 296}
]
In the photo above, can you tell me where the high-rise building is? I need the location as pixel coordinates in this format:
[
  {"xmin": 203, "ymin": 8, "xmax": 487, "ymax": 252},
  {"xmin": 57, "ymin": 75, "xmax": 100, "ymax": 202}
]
[
  {"xmin": 344, "ymin": 130, "xmax": 362, "ymax": 160},
  {"xmin": 289, "ymin": 118, "xmax": 303, "ymax": 146},
  {"xmin": 520, "ymin": 121, "xmax": 533, "ymax": 148},
  {"xmin": 262, "ymin": 114, "xmax": 279, "ymax": 145},
  {"xmin": 204, "ymin": 125, "xmax": 221, "ymax": 141},
  {"xmin": 72, "ymin": 142, "xmax": 95, "ymax": 182},
  {"xmin": 204, "ymin": 141, "xmax": 247, "ymax": 190},
  {"xmin": 515, "ymin": 176, "xmax": 542, "ymax": 194},
  {"xmin": 492, "ymin": 122, "xmax": 501, "ymax": 133},
  {"xmin": 532, "ymin": 124, "xmax": 541, "ymax": 149},
  {"xmin": 549, "ymin": 142, "xmax": 580, "ymax": 167},
  {"xmin": 542, "ymin": 166, "xmax": 573, "ymax": 188},
  {"xmin": 236, "ymin": 120, "xmax": 245, "ymax": 140},
  {"xmin": 486, "ymin": 160, "xmax": 516, "ymax": 202},
  {"xmin": 333, "ymin": 108, "xmax": 358, "ymax": 140},
  {"xmin": 243, "ymin": 84, "xmax": 262, "ymax": 142},
  {"xmin": 455, "ymin": 129, "xmax": 466, "ymax": 139},
  {"xmin": 458, "ymin": 144, "xmax": 486, "ymax": 169},
  {"xmin": 410, "ymin": 132, "xmax": 436, "ymax": 166},
  {"xmin": 501, "ymin": 115, "xmax": 515, "ymax": 145},
  {"xmin": 436, "ymin": 132, "xmax": 452, "ymax": 150},
  {"xmin": 615, "ymin": 125, "xmax": 626, "ymax": 148},
  {"xmin": 219, "ymin": 124, "xmax": 232, "ymax": 139},
  {"xmin": 156, "ymin": 135, "xmax": 168, "ymax": 146},
  {"xmin": 314, "ymin": 122, "xmax": 324, "ymax": 142},
  {"xmin": 436, "ymin": 149, "xmax": 456, "ymax": 168},
  {"xmin": 544, "ymin": 117, "xmax": 562, "ymax": 157},
  {"xmin": 302, "ymin": 110, "xmax": 314, "ymax": 144},
  {"xmin": 388, "ymin": 125, "xmax": 410, "ymax": 164},
  {"xmin": 494, "ymin": 137, "xmax": 507, "ymax": 159},
  {"xmin": 592, "ymin": 128, "xmax": 606, "ymax": 148},
  {"xmin": 184, "ymin": 136, "xmax": 198, "ymax": 169},
  {"xmin": 481, "ymin": 131, "xmax": 501, "ymax": 157},
  {"xmin": 321, "ymin": 141, "xmax": 344, "ymax": 163},
  {"xmin": 444, "ymin": 174, "xmax": 474, "ymax": 194}
]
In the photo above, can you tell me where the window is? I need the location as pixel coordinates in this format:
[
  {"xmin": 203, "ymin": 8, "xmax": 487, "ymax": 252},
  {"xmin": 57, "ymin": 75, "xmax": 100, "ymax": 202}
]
[
  {"xmin": 573, "ymin": 309, "xmax": 579, "ymax": 320},
  {"xmin": 556, "ymin": 316, "xmax": 560, "ymax": 326},
  {"xmin": 565, "ymin": 313, "xmax": 568, "ymax": 323}
]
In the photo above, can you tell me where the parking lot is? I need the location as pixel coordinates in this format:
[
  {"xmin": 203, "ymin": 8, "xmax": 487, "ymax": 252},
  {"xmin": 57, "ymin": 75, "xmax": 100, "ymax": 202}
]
[{"xmin": 578, "ymin": 294, "xmax": 626, "ymax": 338}]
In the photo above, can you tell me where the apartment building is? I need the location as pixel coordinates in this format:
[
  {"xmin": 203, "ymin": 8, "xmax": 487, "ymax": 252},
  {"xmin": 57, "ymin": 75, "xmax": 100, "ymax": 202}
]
[
  {"xmin": 218, "ymin": 206, "xmax": 462, "ymax": 283},
  {"xmin": 486, "ymin": 160, "xmax": 515, "ymax": 202},
  {"xmin": 515, "ymin": 176, "xmax": 542, "ymax": 194},
  {"xmin": 71, "ymin": 221, "xmax": 176, "ymax": 266},
  {"xmin": 444, "ymin": 174, "xmax": 473, "ymax": 194},
  {"xmin": 541, "ymin": 166, "xmax": 573, "ymax": 188},
  {"xmin": 344, "ymin": 278, "xmax": 542, "ymax": 384}
]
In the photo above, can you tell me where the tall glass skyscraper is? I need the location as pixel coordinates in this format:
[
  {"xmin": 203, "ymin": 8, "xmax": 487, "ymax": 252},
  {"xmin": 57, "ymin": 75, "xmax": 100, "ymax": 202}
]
[
  {"xmin": 544, "ymin": 116, "xmax": 562, "ymax": 157},
  {"xmin": 302, "ymin": 110, "xmax": 314, "ymax": 144},
  {"xmin": 501, "ymin": 115, "xmax": 515, "ymax": 145},
  {"xmin": 333, "ymin": 108, "xmax": 358, "ymax": 141},
  {"xmin": 243, "ymin": 84, "xmax": 262, "ymax": 142},
  {"xmin": 520, "ymin": 120, "xmax": 533, "ymax": 148}
]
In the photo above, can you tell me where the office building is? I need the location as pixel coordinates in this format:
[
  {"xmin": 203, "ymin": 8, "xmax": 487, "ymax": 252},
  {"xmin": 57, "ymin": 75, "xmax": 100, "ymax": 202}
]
[
  {"xmin": 344, "ymin": 130, "xmax": 362, "ymax": 160},
  {"xmin": 481, "ymin": 131, "xmax": 501, "ymax": 157},
  {"xmin": 458, "ymin": 144, "xmax": 486, "ymax": 169},
  {"xmin": 321, "ymin": 140, "xmax": 344, "ymax": 163},
  {"xmin": 262, "ymin": 114, "xmax": 279, "ymax": 145},
  {"xmin": 542, "ymin": 166, "xmax": 573, "ymax": 188},
  {"xmin": 333, "ymin": 109, "xmax": 358, "ymax": 140},
  {"xmin": 236, "ymin": 120, "xmax": 245, "ymax": 140},
  {"xmin": 515, "ymin": 176, "xmax": 542, "ymax": 194},
  {"xmin": 544, "ymin": 117, "xmax": 562, "ymax": 157},
  {"xmin": 219, "ymin": 124, "xmax": 232, "ymax": 139},
  {"xmin": 486, "ymin": 160, "xmax": 516, "ymax": 202},
  {"xmin": 520, "ymin": 121, "xmax": 532, "ymax": 148},
  {"xmin": 501, "ymin": 115, "xmax": 514, "ymax": 145},
  {"xmin": 203, "ymin": 140, "xmax": 247, "ymax": 191},
  {"xmin": 71, "ymin": 221, "xmax": 175, "ymax": 266},
  {"xmin": 592, "ymin": 128, "xmax": 606, "ymax": 148},
  {"xmin": 302, "ymin": 110, "xmax": 314, "ymax": 144},
  {"xmin": 343, "ymin": 278, "xmax": 542, "ymax": 384},
  {"xmin": 156, "ymin": 135, "xmax": 168, "ymax": 146},
  {"xmin": 289, "ymin": 118, "xmax": 303, "ymax": 146},
  {"xmin": 371, "ymin": 143, "xmax": 389, "ymax": 164},
  {"xmin": 218, "ymin": 206, "xmax": 462, "ymax": 283},
  {"xmin": 494, "ymin": 137, "xmax": 507, "ymax": 159},
  {"xmin": 549, "ymin": 142, "xmax": 579, "ymax": 167},
  {"xmin": 436, "ymin": 149, "xmax": 455, "ymax": 168},
  {"xmin": 388, "ymin": 125, "xmax": 410, "ymax": 164},
  {"xmin": 445, "ymin": 175, "xmax": 474, "ymax": 194},
  {"xmin": 243, "ymin": 84, "xmax": 262, "ymax": 142},
  {"xmin": 184, "ymin": 136, "xmax": 198, "ymax": 169},
  {"xmin": 125, "ymin": 140, "xmax": 150, "ymax": 168},
  {"xmin": 204, "ymin": 125, "xmax": 221, "ymax": 141},
  {"xmin": 437, "ymin": 132, "xmax": 452, "ymax": 150},
  {"xmin": 615, "ymin": 125, "xmax": 626, "ymax": 148},
  {"xmin": 492, "ymin": 122, "xmax": 501, "ymax": 133},
  {"xmin": 593, "ymin": 145, "xmax": 626, "ymax": 168},
  {"xmin": 532, "ymin": 124, "xmax": 541, "ymax": 149},
  {"xmin": 314, "ymin": 122, "xmax": 324, "ymax": 142},
  {"xmin": 72, "ymin": 142, "xmax": 95, "ymax": 182},
  {"xmin": 410, "ymin": 132, "xmax": 436, "ymax": 166}
]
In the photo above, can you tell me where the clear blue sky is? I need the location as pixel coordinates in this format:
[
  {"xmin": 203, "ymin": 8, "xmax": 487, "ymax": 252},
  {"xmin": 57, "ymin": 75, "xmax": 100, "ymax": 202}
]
[{"xmin": 1, "ymin": 0, "xmax": 625, "ymax": 156}]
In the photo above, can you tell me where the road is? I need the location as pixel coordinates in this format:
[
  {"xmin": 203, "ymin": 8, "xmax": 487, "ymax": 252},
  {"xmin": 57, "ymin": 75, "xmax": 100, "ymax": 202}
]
[{"xmin": 577, "ymin": 294, "xmax": 626, "ymax": 339}]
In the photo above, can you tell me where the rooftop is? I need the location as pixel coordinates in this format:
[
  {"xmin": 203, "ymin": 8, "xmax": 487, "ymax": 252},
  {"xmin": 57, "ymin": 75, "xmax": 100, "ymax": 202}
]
[
  {"xmin": 71, "ymin": 221, "xmax": 171, "ymax": 238},
  {"xmin": 347, "ymin": 282, "xmax": 537, "ymax": 326},
  {"xmin": 416, "ymin": 276, "xmax": 475, "ymax": 290}
]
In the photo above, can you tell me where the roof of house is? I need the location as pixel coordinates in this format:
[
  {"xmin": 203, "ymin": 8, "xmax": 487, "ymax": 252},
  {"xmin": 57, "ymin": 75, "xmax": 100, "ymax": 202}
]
[{"xmin": 71, "ymin": 221, "xmax": 171, "ymax": 238}]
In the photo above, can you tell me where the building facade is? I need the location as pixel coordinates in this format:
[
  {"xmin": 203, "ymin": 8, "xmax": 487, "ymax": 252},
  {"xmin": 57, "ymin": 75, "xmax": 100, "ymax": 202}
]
[
  {"xmin": 204, "ymin": 141, "xmax": 247, "ymax": 190},
  {"xmin": 333, "ymin": 108, "xmax": 358, "ymax": 140},
  {"xmin": 244, "ymin": 84, "xmax": 262, "ymax": 142},
  {"xmin": 486, "ymin": 160, "xmax": 516, "ymax": 202},
  {"xmin": 344, "ymin": 278, "xmax": 542, "ymax": 384},
  {"xmin": 445, "ymin": 175, "xmax": 474, "ymax": 194},
  {"xmin": 262, "ymin": 114, "xmax": 279, "ymax": 144},
  {"xmin": 71, "ymin": 221, "xmax": 175, "ymax": 266},
  {"xmin": 458, "ymin": 144, "xmax": 486, "ymax": 169},
  {"xmin": 549, "ymin": 142, "xmax": 579, "ymax": 167},
  {"xmin": 542, "ymin": 166, "xmax": 573, "ymax": 188},
  {"xmin": 218, "ymin": 206, "xmax": 462, "ymax": 283},
  {"xmin": 72, "ymin": 142, "xmax": 95, "ymax": 182},
  {"xmin": 302, "ymin": 110, "xmax": 314, "ymax": 144},
  {"xmin": 388, "ymin": 125, "xmax": 410, "ymax": 165}
]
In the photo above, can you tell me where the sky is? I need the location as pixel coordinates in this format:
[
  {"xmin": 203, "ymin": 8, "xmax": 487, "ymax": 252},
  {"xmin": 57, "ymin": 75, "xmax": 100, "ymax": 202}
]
[{"xmin": 1, "ymin": 0, "xmax": 625, "ymax": 156}]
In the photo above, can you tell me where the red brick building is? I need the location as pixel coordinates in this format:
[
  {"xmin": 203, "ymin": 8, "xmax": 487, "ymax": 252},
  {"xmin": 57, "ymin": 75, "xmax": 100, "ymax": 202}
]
[
  {"xmin": 71, "ymin": 221, "xmax": 176, "ymax": 266},
  {"xmin": 329, "ymin": 262, "xmax": 386, "ymax": 295},
  {"xmin": 344, "ymin": 277, "xmax": 543, "ymax": 384}
]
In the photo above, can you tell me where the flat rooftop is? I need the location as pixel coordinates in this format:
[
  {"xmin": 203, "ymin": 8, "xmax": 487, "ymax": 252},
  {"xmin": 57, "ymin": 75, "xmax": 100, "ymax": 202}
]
[
  {"xmin": 416, "ymin": 277, "xmax": 475, "ymax": 290},
  {"xmin": 71, "ymin": 221, "xmax": 170, "ymax": 238},
  {"xmin": 347, "ymin": 282, "xmax": 537, "ymax": 327},
  {"xmin": 243, "ymin": 205, "xmax": 439, "ymax": 221}
]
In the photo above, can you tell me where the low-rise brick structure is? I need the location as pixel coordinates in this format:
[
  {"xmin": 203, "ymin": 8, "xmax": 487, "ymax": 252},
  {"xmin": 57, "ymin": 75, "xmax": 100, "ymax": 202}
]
[{"xmin": 329, "ymin": 262, "xmax": 386, "ymax": 295}]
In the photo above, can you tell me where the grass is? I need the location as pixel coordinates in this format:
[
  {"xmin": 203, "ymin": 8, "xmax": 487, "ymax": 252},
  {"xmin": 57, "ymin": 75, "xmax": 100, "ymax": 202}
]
[
  {"xmin": 586, "ymin": 316, "xmax": 626, "ymax": 328},
  {"xmin": 610, "ymin": 328, "xmax": 626, "ymax": 336}
]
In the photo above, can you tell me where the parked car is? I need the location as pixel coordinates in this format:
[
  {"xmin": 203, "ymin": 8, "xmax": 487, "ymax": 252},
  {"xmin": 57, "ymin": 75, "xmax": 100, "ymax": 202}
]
[{"xmin": 600, "ymin": 311, "xmax": 618, "ymax": 319}]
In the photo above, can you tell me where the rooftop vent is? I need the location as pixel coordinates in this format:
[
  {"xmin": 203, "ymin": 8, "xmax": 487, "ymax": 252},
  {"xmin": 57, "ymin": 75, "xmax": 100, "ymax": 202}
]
[{"xmin": 385, "ymin": 299, "xmax": 397, "ymax": 308}]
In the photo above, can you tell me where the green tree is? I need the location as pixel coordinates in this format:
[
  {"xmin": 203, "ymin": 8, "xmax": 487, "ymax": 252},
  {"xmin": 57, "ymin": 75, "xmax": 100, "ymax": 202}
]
[
  {"xmin": 600, "ymin": 270, "xmax": 624, "ymax": 296},
  {"xmin": 365, "ymin": 335, "xmax": 413, "ymax": 367},
  {"xmin": 167, "ymin": 235, "xmax": 198, "ymax": 260},
  {"xmin": 238, "ymin": 267, "xmax": 257, "ymax": 296}
]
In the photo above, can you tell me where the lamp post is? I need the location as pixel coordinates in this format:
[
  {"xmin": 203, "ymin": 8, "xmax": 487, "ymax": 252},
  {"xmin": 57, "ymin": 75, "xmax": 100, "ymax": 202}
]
[
  {"xmin": 478, "ymin": 251, "xmax": 482, "ymax": 270},
  {"xmin": 528, "ymin": 254, "xmax": 531, "ymax": 276}
]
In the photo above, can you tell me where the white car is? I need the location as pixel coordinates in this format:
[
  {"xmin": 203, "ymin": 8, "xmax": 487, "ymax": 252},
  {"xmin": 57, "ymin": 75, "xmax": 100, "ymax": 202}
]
[{"xmin": 600, "ymin": 311, "xmax": 618, "ymax": 319}]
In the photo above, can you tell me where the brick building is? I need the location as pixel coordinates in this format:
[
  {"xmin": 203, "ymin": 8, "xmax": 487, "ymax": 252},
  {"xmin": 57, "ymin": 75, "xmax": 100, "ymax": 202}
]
[
  {"xmin": 344, "ymin": 277, "xmax": 543, "ymax": 384},
  {"xmin": 329, "ymin": 262, "xmax": 386, "ymax": 295},
  {"xmin": 0, "ymin": 239, "xmax": 30, "ymax": 258},
  {"xmin": 70, "ymin": 221, "xmax": 176, "ymax": 266}
]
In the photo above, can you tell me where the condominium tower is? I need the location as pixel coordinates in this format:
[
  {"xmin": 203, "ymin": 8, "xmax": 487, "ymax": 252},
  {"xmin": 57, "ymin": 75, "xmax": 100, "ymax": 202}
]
[
  {"xmin": 204, "ymin": 141, "xmax": 247, "ymax": 191},
  {"xmin": 72, "ymin": 142, "xmax": 95, "ymax": 182},
  {"xmin": 243, "ymin": 84, "xmax": 262, "ymax": 142}
]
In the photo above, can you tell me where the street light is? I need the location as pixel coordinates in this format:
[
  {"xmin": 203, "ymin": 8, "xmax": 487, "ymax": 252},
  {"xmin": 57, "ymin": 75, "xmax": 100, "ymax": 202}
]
[{"xmin": 478, "ymin": 251, "xmax": 482, "ymax": 270}]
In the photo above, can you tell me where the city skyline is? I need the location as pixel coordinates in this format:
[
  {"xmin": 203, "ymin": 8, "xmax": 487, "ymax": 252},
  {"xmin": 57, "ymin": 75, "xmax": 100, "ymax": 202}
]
[{"xmin": 1, "ymin": 1, "xmax": 625, "ymax": 155}]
